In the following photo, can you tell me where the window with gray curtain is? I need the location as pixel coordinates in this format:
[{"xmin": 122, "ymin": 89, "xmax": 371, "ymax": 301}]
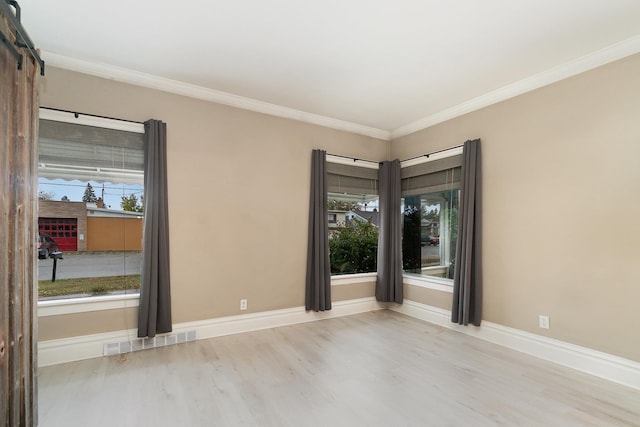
[
  {"xmin": 37, "ymin": 116, "xmax": 144, "ymax": 300},
  {"xmin": 326, "ymin": 162, "xmax": 379, "ymax": 275},
  {"xmin": 401, "ymin": 155, "xmax": 462, "ymax": 280}
]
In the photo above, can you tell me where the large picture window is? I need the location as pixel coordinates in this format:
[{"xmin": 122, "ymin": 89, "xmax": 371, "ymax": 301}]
[
  {"xmin": 326, "ymin": 160, "xmax": 379, "ymax": 275},
  {"xmin": 37, "ymin": 109, "xmax": 145, "ymax": 300},
  {"xmin": 401, "ymin": 154, "xmax": 462, "ymax": 280}
]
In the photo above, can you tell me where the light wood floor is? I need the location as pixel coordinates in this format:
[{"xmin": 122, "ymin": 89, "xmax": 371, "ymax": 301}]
[{"xmin": 38, "ymin": 311, "xmax": 640, "ymax": 426}]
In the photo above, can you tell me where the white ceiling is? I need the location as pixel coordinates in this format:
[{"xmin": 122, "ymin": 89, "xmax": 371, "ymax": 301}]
[{"xmin": 17, "ymin": 0, "xmax": 640, "ymax": 139}]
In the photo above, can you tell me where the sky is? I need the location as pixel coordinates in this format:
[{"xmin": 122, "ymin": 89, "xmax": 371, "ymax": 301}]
[{"xmin": 38, "ymin": 178, "xmax": 143, "ymax": 210}]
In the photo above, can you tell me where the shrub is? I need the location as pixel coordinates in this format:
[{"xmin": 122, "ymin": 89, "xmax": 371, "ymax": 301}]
[{"xmin": 329, "ymin": 220, "xmax": 378, "ymax": 274}]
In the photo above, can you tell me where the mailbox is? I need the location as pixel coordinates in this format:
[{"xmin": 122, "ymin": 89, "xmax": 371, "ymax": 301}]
[{"xmin": 49, "ymin": 251, "xmax": 63, "ymax": 282}]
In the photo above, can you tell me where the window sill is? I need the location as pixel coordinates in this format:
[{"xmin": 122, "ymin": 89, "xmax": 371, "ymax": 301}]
[
  {"xmin": 329, "ymin": 272, "xmax": 453, "ymax": 292},
  {"xmin": 403, "ymin": 274, "xmax": 454, "ymax": 293},
  {"xmin": 331, "ymin": 272, "xmax": 377, "ymax": 286},
  {"xmin": 38, "ymin": 293, "xmax": 140, "ymax": 317}
]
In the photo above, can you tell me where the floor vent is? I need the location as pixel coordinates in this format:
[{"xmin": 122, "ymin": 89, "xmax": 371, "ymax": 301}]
[{"xmin": 103, "ymin": 330, "xmax": 197, "ymax": 356}]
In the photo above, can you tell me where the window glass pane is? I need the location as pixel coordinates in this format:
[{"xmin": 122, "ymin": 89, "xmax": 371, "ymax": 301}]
[
  {"xmin": 402, "ymin": 187, "xmax": 459, "ymax": 280},
  {"xmin": 328, "ymin": 192, "xmax": 379, "ymax": 275},
  {"xmin": 37, "ymin": 118, "xmax": 144, "ymax": 300}
]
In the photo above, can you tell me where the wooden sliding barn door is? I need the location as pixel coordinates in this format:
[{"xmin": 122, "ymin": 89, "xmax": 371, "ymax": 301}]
[{"xmin": 0, "ymin": 7, "xmax": 41, "ymax": 426}]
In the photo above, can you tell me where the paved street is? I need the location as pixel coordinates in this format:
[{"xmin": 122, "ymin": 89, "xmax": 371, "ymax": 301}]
[
  {"xmin": 422, "ymin": 244, "xmax": 440, "ymax": 259},
  {"xmin": 37, "ymin": 252, "xmax": 142, "ymax": 281},
  {"xmin": 37, "ymin": 247, "xmax": 434, "ymax": 281}
]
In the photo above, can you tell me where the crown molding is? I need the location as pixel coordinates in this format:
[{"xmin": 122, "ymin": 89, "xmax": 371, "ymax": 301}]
[
  {"xmin": 42, "ymin": 51, "xmax": 391, "ymax": 141},
  {"xmin": 391, "ymin": 34, "xmax": 640, "ymax": 139},
  {"xmin": 42, "ymin": 34, "xmax": 640, "ymax": 143}
]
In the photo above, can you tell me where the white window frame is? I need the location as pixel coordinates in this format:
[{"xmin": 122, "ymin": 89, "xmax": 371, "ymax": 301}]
[
  {"xmin": 331, "ymin": 272, "xmax": 377, "ymax": 286},
  {"xmin": 37, "ymin": 108, "xmax": 144, "ymax": 316},
  {"xmin": 38, "ymin": 293, "xmax": 140, "ymax": 316}
]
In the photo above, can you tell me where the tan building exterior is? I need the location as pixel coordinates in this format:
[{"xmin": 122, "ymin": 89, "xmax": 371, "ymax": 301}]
[
  {"xmin": 86, "ymin": 216, "xmax": 142, "ymax": 251},
  {"xmin": 328, "ymin": 210, "xmax": 347, "ymax": 234}
]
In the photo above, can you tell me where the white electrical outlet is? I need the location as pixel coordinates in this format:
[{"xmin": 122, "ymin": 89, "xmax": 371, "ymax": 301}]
[
  {"xmin": 240, "ymin": 299, "xmax": 247, "ymax": 311},
  {"xmin": 539, "ymin": 315, "xmax": 550, "ymax": 329}
]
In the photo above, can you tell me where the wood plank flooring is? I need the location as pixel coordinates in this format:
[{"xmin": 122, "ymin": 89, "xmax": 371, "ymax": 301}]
[{"xmin": 38, "ymin": 311, "xmax": 640, "ymax": 426}]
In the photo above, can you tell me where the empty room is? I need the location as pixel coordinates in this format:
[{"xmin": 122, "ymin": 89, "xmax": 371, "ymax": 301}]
[{"xmin": 1, "ymin": 1, "xmax": 640, "ymax": 426}]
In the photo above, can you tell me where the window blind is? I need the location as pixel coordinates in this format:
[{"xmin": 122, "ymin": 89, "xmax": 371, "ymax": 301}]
[
  {"xmin": 401, "ymin": 154, "xmax": 462, "ymax": 196},
  {"xmin": 38, "ymin": 119, "xmax": 144, "ymax": 185},
  {"xmin": 327, "ymin": 162, "xmax": 379, "ymax": 195}
]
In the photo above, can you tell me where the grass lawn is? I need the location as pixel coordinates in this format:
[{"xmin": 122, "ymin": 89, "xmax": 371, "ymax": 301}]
[{"xmin": 38, "ymin": 275, "xmax": 140, "ymax": 298}]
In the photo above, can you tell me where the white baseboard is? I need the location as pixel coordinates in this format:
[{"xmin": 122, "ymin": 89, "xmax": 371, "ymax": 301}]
[
  {"xmin": 390, "ymin": 300, "xmax": 640, "ymax": 391},
  {"xmin": 38, "ymin": 297, "xmax": 385, "ymax": 367}
]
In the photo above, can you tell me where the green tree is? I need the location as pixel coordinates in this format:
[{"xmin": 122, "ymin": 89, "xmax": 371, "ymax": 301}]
[
  {"xmin": 402, "ymin": 197, "xmax": 422, "ymax": 272},
  {"xmin": 328, "ymin": 199, "xmax": 360, "ymax": 211},
  {"xmin": 38, "ymin": 190, "xmax": 55, "ymax": 200},
  {"xmin": 120, "ymin": 194, "xmax": 144, "ymax": 212},
  {"xmin": 82, "ymin": 183, "xmax": 98, "ymax": 202},
  {"xmin": 424, "ymin": 207, "xmax": 439, "ymax": 221},
  {"xmin": 329, "ymin": 220, "xmax": 378, "ymax": 274}
]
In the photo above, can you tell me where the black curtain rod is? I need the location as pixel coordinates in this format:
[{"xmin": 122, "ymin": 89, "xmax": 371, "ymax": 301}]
[
  {"xmin": 1, "ymin": 0, "xmax": 45, "ymax": 75},
  {"xmin": 399, "ymin": 144, "xmax": 464, "ymax": 163},
  {"xmin": 328, "ymin": 143, "xmax": 464, "ymax": 166},
  {"xmin": 327, "ymin": 153, "xmax": 382, "ymax": 165},
  {"xmin": 41, "ymin": 106, "xmax": 145, "ymax": 125}
]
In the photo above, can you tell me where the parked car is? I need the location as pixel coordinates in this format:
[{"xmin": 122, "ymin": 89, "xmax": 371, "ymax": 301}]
[
  {"xmin": 421, "ymin": 235, "xmax": 440, "ymax": 246},
  {"xmin": 37, "ymin": 234, "xmax": 59, "ymax": 259}
]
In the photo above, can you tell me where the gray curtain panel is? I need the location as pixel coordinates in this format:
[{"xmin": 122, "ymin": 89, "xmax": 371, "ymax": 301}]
[
  {"xmin": 376, "ymin": 160, "xmax": 403, "ymax": 303},
  {"xmin": 305, "ymin": 149, "xmax": 331, "ymax": 311},
  {"xmin": 452, "ymin": 139, "xmax": 482, "ymax": 326},
  {"xmin": 138, "ymin": 120, "xmax": 172, "ymax": 337}
]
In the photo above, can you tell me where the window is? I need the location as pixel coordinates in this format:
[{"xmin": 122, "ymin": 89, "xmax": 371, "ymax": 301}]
[
  {"xmin": 401, "ymin": 153, "xmax": 462, "ymax": 281},
  {"xmin": 37, "ymin": 109, "xmax": 145, "ymax": 300},
  {"xmin": 326, "ymin": 159, "xmax": 379, "ymax": 275},
  {"xmin": 323, "ymin": 150, "xmax": 462, "ymax": 281}
]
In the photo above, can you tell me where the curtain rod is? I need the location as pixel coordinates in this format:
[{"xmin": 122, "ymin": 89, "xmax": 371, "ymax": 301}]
[
  {"xmin": 399, "ymin": 144, "xmax": 464, "ymax": 163},
  {"xmin": 40, "ymin": 106, "xmax": 145, "ymax": 125},
  {"xmin": 327, "ymin": 153, "xmax": 382, "ymax": 165},
  {"xmin": 329, "ymin": 143, "xmax": 464, "ymax": 165}
]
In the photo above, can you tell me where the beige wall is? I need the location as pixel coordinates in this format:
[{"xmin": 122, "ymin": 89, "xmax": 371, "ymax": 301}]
[
  {"xmin": 38, "ymin": 67, "xmax": 386, "ymax": 340},
  {"xmin": 392, "ymin": 54, "xmax": 640, "ymax": 361},
  {"xmin": 39, "ymin": 308, "xmax": 138, "ymax": 341},
  {"xmin": 38, "ymin": 54, "xmax": 640, "ymax": 362},
  {"xmin": 332, "ymin": 282, "xmax": 375, "ymax": 302},
  {"xmin": 403, "ymin": 285, "xmax": 451, "ymax": 311}
]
